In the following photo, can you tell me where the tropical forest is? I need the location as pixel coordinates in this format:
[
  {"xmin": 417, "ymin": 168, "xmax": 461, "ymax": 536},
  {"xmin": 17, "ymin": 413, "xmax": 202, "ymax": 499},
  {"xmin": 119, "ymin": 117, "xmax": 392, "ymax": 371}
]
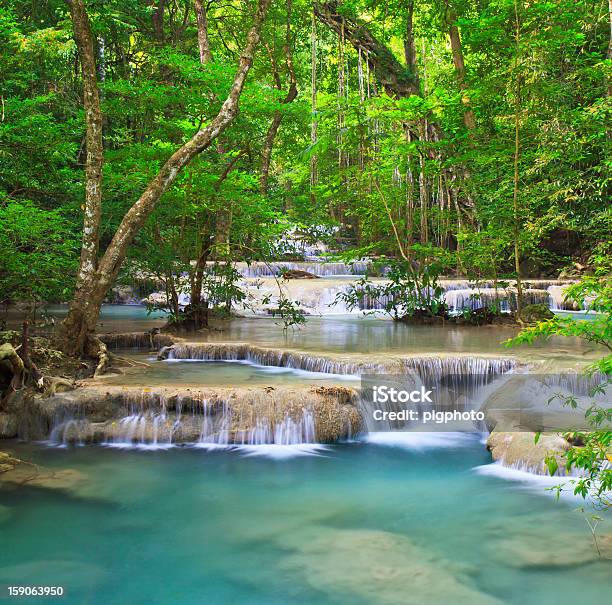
[{"xmin": 0, "ymin": 1, "xmax": 610, "ymax": 604}]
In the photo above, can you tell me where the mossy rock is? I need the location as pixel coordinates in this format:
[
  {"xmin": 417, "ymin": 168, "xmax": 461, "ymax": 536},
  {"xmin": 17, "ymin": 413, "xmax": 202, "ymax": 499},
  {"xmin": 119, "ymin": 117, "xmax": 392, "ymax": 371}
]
[
  {"xmin": 281, "ymin": 269, "xmax": 319, "ymax": 279},
  {"xmin": 520, "ymin": 303, "xmax": 554, "ymax": 323}
]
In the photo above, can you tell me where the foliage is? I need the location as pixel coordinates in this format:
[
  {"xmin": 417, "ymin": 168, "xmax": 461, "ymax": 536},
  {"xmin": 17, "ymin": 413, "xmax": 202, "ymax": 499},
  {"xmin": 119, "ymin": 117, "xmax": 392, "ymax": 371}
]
[
  {"xmin": 508, "ymin": 274, "xmax": 611, "ymax": 510},
  {"xmin": 508, "ymin": 276, "xmax": 612, "ymax": 368},
  {"xmin": 335, "ymin": 246, "xmax": 452, "ymax": 320},
  {"xmin": 0, "ymin": 0, "xmax": 609, "ymax": 317},
  {"xmin": 0, "ymin": 200, "xmax": 78, "ymax": 312}
]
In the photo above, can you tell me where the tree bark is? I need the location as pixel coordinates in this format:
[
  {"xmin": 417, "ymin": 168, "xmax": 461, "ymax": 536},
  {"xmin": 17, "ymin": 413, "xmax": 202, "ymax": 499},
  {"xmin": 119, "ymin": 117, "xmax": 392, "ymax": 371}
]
[
  {"xmin": 57, "ymin": 0, "xmax": 272, "ymax": 357},
  {"xmin": 194, "ymin": 0, "xmax": 213, "ymax": 63},
  {"xmin": 260, "ymin": 0, "xmax": 298, "ymax": 195},
  {"xmin": 63, "ymin": 0, "xmax": 104, "ymax": 356},
  {"xmin": 512, "ymin": 0, "xmax": 524, "ymax": 320},
  {"xmin": 443, "ymin": 1, "xmax": 476, "ymax": 130},
  {"xmin": 314, "ymin": 1, "xmax": 419, "ymax": 98},
  {"xmin": 310, "ymin": 8, "xmax": 318, "ymax": 192},
  {"xmin": 404, "ymin": 0, "xmax": 419, "ymax": 89}
]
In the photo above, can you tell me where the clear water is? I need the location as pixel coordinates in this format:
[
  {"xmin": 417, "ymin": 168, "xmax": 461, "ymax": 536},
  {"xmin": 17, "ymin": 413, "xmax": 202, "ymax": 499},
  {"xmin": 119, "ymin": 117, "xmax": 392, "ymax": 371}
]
[
  {"xmin": 0, "ymin": 439, "xmax": 609, "ymax": 605},
  {"xmin": 102, "ymin": 357, "xmax": 359, "ymax": 387},
  {"xmin": 30, "ymin": 305, "xmax": 596, "ymax": 363}
]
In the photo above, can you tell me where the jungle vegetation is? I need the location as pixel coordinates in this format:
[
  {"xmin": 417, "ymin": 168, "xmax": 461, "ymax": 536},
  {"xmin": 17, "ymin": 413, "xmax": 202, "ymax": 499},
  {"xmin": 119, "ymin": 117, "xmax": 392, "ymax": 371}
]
[{"xmin": 0, "ymin": 0, "xmax": 610, "ymax": 351}]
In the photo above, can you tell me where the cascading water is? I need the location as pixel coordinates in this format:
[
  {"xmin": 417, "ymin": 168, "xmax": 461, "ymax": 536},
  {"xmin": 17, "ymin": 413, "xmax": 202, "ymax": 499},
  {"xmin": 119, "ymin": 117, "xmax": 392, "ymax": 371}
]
[
  {"xmin": 137, "ymin": 271, "xmax": 579, "ymax": 315},
  {"xmin": 359, "ymin": 361, "xmax": 518, "ymax": 433},
  {"xmin": 161, "ymin": 342, "xmax": 517, "ymax": 378},
  {"xmin": 225, "ymin": 261, "xmax": 371, "ymax": 277},
  {"xmin": 45, "ymin": 381, "xmax": 360, "ymax": 449},
  {"xmin": 162, "ymin": 343, "xmax": 374, "ymax": 375},
  {"xmin": 443, "ymin": 288, "xmax": 553, "ymax": 314}
]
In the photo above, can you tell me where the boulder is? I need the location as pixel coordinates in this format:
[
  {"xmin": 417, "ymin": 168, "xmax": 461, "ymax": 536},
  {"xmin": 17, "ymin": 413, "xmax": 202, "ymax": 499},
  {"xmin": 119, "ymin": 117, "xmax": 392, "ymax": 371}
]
[
  {"xmin": 519, "ymin": 303, "xmax": 554, "ymax": 323},
  {"xmin": 107, "ymin": 285, "xmax": 138, "ymax": 304},
  {"xmin": 281, "ymin": 269, "xmax": 320, "ymax": 279},
  {"xmin": 0, "ymin": 451, "xmax": 21, "ymax": 473},
  {"xmin": 486, "ymin": 430, "xmax": 570, "ymax": 474},
  {"xmin": 0, "ymin": 413, "xmax": 18, "ymax": 438}
]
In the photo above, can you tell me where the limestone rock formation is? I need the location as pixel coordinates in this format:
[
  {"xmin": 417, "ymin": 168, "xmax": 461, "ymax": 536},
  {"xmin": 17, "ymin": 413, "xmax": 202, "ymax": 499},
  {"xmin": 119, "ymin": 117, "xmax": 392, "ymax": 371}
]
[
  {"xmin": 486, "ymin": 431, "xmax": 570, "ymax": 474},
  {"xmin": 18, "ymin": 384, "xmax": 362, "ymax": 446}
]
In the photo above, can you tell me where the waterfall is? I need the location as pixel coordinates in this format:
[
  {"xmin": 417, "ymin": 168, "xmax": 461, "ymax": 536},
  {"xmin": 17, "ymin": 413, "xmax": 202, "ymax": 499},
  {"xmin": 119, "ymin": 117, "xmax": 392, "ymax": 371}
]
[
  {"xmin": 330, "ymin": 279, "xmax": 579, "ymax": 313},
  {"xmin": 443, "ymin": 288, "xmax": 552, "ymax": 313},
  {"xmin": 100, "ymin": 332, "xmax": 175, "ymax": 350},
  {"xmin": 48, "ymin": 418, "xmax": 90, "ymax": 447},
  {"xmin": 162, "ymin": 342, "xmax": 517, "ymax": 379},
  {"xmin": 45, "ymin": 384, "xmax": 360, "ymax": 447},
  {"xmin": 134, "ymin": 275, "xmax": 579, "ymax": 316},
  {"xmin": 547, "ymin": 284, "xmax": 582, "ymax": 311},
  {"xmin": 229, "ymin": 409, "xmax": 316, "ymax": 446},
  {"xmin": 162, "ymin": 343, "xmax": 373, "ymax": 375},
  {"xmin": 227, "ymin": 261, "xmax": 371, "ymax": 277},
  {"xmin": 359, "ymin": 356, "xmax": 517, "ymax": 433}
]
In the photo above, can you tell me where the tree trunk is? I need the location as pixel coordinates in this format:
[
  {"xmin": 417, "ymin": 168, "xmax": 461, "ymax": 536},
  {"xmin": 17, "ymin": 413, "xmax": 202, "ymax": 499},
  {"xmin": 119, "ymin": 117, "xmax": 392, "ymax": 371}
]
[
  {"xmin": 404, "ymin": 0, "xmax": 419, "ymax": 89},
  {"xmin": 57, "ymin": 0, "xmax": 272, "ymax": 357},
  {"xmin": 314, "ymin": 1, "xmax": 419, "ymax": 98},
  {"xmin": 19, "ymin": 321, "xmax": 43, "ymax": 388},
  {"xmin": 260, "ymin": 0, "xmax": 298, "ymax": 195},
  {"xmin": 310, "ymin": 8, "xmax": 318, "ymax": 193},
  {"xmin": 59, "ymin": 0, "xmax": 104, "ymax": 356},
  {"xmin": 194, "ymin": 0, "xmax": 213, "ymax": 63},
  {"xmin": 512, "ymin": 0, "xmax": 524, "ymax": 320},
  {"xmin": 444, "ymin": 2, "xmax": 476, "ymax": 130}
]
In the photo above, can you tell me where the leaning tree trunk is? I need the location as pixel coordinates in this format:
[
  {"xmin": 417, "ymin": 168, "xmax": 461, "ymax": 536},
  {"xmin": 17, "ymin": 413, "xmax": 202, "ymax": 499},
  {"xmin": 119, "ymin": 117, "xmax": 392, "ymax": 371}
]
[
  {"xmin": 314, "ymin": 1, "xmax": 419, "ymax": 98},
  {"xmin": 56, "ymin": 0, "xmax": 272, "ymax": 358}
]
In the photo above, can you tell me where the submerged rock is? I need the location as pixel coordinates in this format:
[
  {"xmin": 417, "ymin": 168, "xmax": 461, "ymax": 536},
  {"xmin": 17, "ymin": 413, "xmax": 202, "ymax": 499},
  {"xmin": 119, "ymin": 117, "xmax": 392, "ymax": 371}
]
[
  {"xmin": 485, "ymin": 513, "xmax": 612, "ymax": 567},
  {"xmin": 493, "ymin": 531, "xmax": 612, "ymax": 568},
  {"xmin": 0, "ymin": 450, "xmax": 87, "ymax": 494},
  {"xmin": 0, "ymin": 450, "xmax": 21, "ymax": 473},
  {"xmin": 281, "ymin": 528, "xmax": 503, "ymax": 605}
]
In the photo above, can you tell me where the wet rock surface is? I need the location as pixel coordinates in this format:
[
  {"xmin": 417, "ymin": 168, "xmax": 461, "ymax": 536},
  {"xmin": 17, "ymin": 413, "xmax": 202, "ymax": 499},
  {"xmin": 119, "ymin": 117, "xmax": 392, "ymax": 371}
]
[
  {"xmin": 486, "ymin": 431, "xmax": 570, "ymax": 474},
  {"xmin": 18, "ymin": 384, "xmax": 362, "ymax": 446}
]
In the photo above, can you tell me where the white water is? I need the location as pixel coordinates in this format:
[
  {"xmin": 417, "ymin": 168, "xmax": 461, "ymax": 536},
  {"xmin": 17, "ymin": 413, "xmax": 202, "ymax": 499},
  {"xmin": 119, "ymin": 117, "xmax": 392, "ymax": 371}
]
[
  {"xmin": 140, "ymin": 274, "xmax": 580, "ymax": 315},
  {"xmin": 472, "ymin": 462, "xmax": 586, "ymax": 501},
  {"xmin": 365, "ymin": 431, "xmax": 479, "ymax": 450},
  {"xmin": 163, "ymin": 342, "xmax": 516, "ymax": 377}
]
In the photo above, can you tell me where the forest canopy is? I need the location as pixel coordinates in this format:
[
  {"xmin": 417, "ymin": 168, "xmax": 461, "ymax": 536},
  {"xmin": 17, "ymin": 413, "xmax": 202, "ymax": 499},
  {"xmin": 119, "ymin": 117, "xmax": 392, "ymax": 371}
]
[{"xmin": 0, "ymin": 0, "xmax": 610, "ymax": 341}]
